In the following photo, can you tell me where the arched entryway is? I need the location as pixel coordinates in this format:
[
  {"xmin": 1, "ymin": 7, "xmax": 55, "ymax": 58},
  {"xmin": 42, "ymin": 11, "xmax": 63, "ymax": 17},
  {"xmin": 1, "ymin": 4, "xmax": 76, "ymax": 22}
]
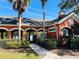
[
  {"xmin": 26, "ymin": 28, "xmax": 37, "ymax": 43},
  {"xmin": 61, "ymin": 27, "xmax": 73, "ymax": 37},
  {"xmin": 11, "ymin": 29, "xmax": 23, "ymax": 40},
  {"xmin": 0, "ymin": 29, "xmax": 8, "ymax": 39},
  {"xmin": 38, "ymin": 28, "xmax": 47, "ymax": 39},
  {"xmin": 59, "ymin": 27, "xmax": 73, "ymax": 48}
]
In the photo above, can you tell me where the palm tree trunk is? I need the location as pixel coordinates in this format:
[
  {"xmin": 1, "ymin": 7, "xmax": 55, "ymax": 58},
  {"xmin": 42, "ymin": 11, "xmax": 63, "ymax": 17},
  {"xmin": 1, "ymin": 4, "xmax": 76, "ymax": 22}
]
[
  {"xmin": 18, "ymin": 11, "xmax": 22, "ymax": 42},
  {"xmin": 18, "ymin": 0, "xmax": 22, "ymax": 42}
]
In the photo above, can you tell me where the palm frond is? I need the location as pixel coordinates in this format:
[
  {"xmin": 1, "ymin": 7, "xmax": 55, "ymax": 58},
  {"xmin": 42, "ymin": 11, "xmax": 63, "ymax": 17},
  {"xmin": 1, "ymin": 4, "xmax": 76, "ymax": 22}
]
[
  {"xmin": 26, "ymin": 0, "xmax": 30, "ymax": 5},
  {"xmin": 22, "ymin": 0, "xmax": 30, "ymax": 5},
  {"xmin": 41, "ymin": 0, "xmax": 47, "ymax": 7},
  {"xmin": 8, "ymin": 0, "xmax": 13, "ymax": 2},
  {"xmin": 8, "ymin": 0, "xmax": 15, "ymax": 3},
  {"xmin": 59, "ymin": 0, "xmax": 76, "ymax": 10}
]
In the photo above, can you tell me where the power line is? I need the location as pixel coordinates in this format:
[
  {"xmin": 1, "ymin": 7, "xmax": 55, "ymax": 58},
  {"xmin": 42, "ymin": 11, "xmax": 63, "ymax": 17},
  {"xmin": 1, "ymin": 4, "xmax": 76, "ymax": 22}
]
[
  {"xmin": 0, "ymin": 6, "xmax": 54, "ymax": 19},
  {"xmin": 29, "ymin": 7, "xmax": 56, "ymax": 15}
]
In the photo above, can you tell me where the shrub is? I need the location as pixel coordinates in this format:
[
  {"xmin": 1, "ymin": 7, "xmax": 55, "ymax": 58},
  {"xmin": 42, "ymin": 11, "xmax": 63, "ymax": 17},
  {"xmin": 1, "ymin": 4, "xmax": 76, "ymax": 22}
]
[
  {"xmin": 70, "ymin": 37, "xmax": 79, "ymax": 49},
  {"xmin": 21, "ymin": 40, "xmax": 30, "ymax": 48},
  {"xmin": 46, "ymin": 40, "xmax": 57, "ymax": 49},
  {"xmin": 6, "ymin": 41, "xmax": 21, "ymax": 49},
  {"xmin": 0, "ymin": 39, "xmax": 30, "ymax": 49},
  {"xmin": 37, "ymin": 39, "xmax": 57, "ymax": 50},
  {"xmin": 0, "ymin": 40, "xmax": 9, "ymax": 48}
]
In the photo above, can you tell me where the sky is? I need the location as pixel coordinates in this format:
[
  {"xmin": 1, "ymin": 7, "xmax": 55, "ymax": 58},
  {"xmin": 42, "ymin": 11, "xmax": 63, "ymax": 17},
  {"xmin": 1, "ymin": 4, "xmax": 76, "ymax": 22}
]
[{"xmin": 0, "ymin": 0, "xmax": 61, "ymax": 21}]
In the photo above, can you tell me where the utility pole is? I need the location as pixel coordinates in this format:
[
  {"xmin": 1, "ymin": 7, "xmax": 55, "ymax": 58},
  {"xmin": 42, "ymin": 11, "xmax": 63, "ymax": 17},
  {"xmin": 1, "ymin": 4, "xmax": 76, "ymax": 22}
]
[
  {"xmin": 42, "ymin": 6, "xmax": 46, "ymax": 40},
  {"xmin": 41, "ymin": 0, "xmax": 47, "ymax": 40}
]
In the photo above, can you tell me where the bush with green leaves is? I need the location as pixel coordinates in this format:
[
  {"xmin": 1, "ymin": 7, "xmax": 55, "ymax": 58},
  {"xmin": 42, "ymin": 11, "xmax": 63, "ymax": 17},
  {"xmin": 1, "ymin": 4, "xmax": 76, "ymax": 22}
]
[
  {"xmin": 5, "ymin": 41, "xmax": 21, "ymax": 49},
  {"xmin": 0, "ymin": 39, "xmax": 30, "ymax": 49},
  {"xmin": 37, "ymin": 39, "xmax": 57, "ymax": 50},
  {"xmin": 46, "ymin": 40, "xmax": 57, "ymax": 49},
  {"xmin": 21, "ymin": 40, "xmax": 30, "ymax": 48},
  {"xmin": 70, "ymin": 37, "xmax": 79, "ymax": 49}
]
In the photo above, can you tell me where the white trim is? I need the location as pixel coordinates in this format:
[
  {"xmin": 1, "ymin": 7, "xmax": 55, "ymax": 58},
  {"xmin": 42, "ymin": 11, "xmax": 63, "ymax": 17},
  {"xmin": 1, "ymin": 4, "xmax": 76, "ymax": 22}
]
[
  {"xmin": 48, "ymin": 27, "xmax": 56, "ymax": 30},
  {"xmin": 10, "ymin": 28, "xmax": 24, "ymax": 31},
  {"xmin": 0, "ymin": 27, "xmax": 9, "ymax": 31},
  {"xmin": 71, "ymin": 16, "xmax": 79, "ymax": 23},
  {"xmin": 60, "ymin": 26, "xmax": 71, "ymax": 30},
  {"xmin": 48, "ymin": 27, "xmax": 56, "ymax": 32},
  {"xmin": 26, "ymin": 28, "xmax": 37, "ymax": 32},
  {"xmin": 58, "ymin": 12, "xmax": 79, "ymax": 24},
  {"xmin": 38, "ymin": 28, "xmax": 47, "ymax": 31},
  {"xmin": 0, "ymin": 16, "xmax": 15, "ymax": 18},
  {"xmin": 0, "ymin": 24, "xmax": 18, "ymax": 26}
]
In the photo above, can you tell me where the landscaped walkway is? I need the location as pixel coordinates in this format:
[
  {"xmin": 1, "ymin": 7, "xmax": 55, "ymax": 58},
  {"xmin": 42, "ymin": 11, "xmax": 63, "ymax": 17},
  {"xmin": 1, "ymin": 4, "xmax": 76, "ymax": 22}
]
[{"xmin": 30, "ymin": 43, "xmax": 79, "ymax": 59}]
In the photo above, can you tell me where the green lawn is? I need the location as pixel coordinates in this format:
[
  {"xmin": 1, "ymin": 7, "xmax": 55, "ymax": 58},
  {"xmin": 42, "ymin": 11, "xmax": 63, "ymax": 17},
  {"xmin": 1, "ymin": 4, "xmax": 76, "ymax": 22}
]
[{"xmin": 0, "ymin": 49, "xmax": 41, "ymax": 59}]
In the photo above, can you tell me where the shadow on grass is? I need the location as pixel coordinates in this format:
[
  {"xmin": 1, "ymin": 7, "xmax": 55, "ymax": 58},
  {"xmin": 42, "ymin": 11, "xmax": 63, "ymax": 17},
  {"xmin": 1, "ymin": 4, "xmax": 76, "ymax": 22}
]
[
  {"xmin": 52, "ymin": 48, "xmax": 79, "ymax": 56},
  {"xmin": 16, "ymin": 47, "xmax": 39, "ymax": 56}
]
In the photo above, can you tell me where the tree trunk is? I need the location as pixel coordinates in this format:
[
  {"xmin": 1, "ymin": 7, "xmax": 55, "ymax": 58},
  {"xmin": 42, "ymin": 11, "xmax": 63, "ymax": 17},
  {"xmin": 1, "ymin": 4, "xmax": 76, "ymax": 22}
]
[{"xmin": 18, "ymin": 11, "xmax": 22, "ymax": 42}]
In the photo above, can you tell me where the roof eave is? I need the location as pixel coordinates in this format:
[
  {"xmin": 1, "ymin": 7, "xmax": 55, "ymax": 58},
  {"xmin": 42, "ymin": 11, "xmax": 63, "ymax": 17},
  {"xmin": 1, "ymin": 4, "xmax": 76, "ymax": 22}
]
[{"xmin": 57, "ymin": 12, "xmax": 79, "ymax": 24}]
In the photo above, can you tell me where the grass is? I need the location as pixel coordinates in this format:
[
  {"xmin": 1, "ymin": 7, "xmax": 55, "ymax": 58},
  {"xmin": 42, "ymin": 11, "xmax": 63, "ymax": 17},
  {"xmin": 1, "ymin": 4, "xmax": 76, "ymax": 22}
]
[{"xmin": 0, "ymin": 49, "xmax": 41, "ymax": 59}]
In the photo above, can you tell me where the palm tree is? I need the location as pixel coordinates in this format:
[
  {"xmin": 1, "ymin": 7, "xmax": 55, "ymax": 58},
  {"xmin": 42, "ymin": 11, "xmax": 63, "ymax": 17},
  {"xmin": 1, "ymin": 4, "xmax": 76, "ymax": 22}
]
[
  {"xmin": 59, "ymin": 0, "xmax": 79, "ymax": 13},
  {"xmin": 8, "ymin": 0, "xmax": 30, "ymax": 42},
  {"xmin": 41, "ymin": 0, "xmax": 47, "ymax": 40}
]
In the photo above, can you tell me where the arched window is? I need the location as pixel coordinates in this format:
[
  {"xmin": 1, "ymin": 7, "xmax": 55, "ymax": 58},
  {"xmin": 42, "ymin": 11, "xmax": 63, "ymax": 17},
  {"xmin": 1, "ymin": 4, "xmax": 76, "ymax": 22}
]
[
  {"xmin": 48, "ymin": 27, "xmax": 56, "ymax": 32},
  {"xmin": 62, "ymin": 29, "xmax": 68, "ymax": 36}
]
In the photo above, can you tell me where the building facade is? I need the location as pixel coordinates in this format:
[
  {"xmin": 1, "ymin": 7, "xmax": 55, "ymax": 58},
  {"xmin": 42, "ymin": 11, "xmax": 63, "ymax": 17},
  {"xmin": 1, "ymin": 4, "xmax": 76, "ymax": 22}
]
[{"xmin": 0, "ymin": 12, "xmax": 79, "ymax": 41}]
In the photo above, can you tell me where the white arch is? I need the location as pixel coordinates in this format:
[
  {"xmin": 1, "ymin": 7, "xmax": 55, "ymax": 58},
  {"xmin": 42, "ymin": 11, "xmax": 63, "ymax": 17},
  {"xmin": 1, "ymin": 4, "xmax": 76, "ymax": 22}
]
[
  {"xmin": 48, "ymin": 27, "xmax": 56, "ymax": 30},
  {"xmin": 38, "ymin": 28, "xmax": 47, "ymax": 32},
  {"xmin": 0, "ymin": 27, "xmax": 9, "ymax": 31},
  {"xmin": 26, "ymin": 28, "xmax": 37, "ymax": 32},
  {"xmin": 60, "ymin": 26, "xmax": 71, "ymax": 30},
  {"xmin": 10, "ymin": 28, "xmax": 24, "ymax": 31},
  {"xmin": 48, "ymin": 27, "xmax": 56, "ymax": 32}
]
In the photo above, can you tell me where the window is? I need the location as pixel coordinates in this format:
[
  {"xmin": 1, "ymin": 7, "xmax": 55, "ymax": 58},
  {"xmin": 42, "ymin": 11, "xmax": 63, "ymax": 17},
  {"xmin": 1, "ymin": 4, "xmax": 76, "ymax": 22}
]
[
  {"xmin": 0, "ymin": 22, "xmax": 1, "ymax": 24},
  {"xmin": 62, "ymin": 29, "xmax": 68, "ymax": 36},
  {"xmin": 49, "ymin": 28, "xmax": 56, "ymax": 32}
]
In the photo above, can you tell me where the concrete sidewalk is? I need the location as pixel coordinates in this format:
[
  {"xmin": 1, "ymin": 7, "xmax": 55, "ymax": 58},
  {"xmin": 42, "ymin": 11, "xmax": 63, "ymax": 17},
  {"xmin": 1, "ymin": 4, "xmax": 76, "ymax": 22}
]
[
  {"xmin": 29, "ymin": 43, "xmax": 79, "ymax": 59},
  {"xmin": 29, "ymin": 43, "xmax": 60, "ymax": 59}
]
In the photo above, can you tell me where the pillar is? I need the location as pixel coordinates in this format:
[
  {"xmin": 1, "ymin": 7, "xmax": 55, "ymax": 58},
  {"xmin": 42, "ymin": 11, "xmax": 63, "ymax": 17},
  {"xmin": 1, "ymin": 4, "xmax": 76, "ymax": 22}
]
[
  {"xmin": 8, "ymin": 31, "xmax": 11, "ymax": 39},
  {"xmin": 55, "ymin": 24, "xmax": 59, "ymax": 40},
  {"xmin": 36, "ymin": 31, "xmax": 39, "ymax": 41},
  {"xmin": 1, "ymin": 31, "xmax": 3, "ymax": 39},
  {"xmin": 23, "ymin": 30, "xmax": 26, "ymax": 40},
  {"xmin": 46, "ymin": 28, "xmax": 49, "ymax": 38}
]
